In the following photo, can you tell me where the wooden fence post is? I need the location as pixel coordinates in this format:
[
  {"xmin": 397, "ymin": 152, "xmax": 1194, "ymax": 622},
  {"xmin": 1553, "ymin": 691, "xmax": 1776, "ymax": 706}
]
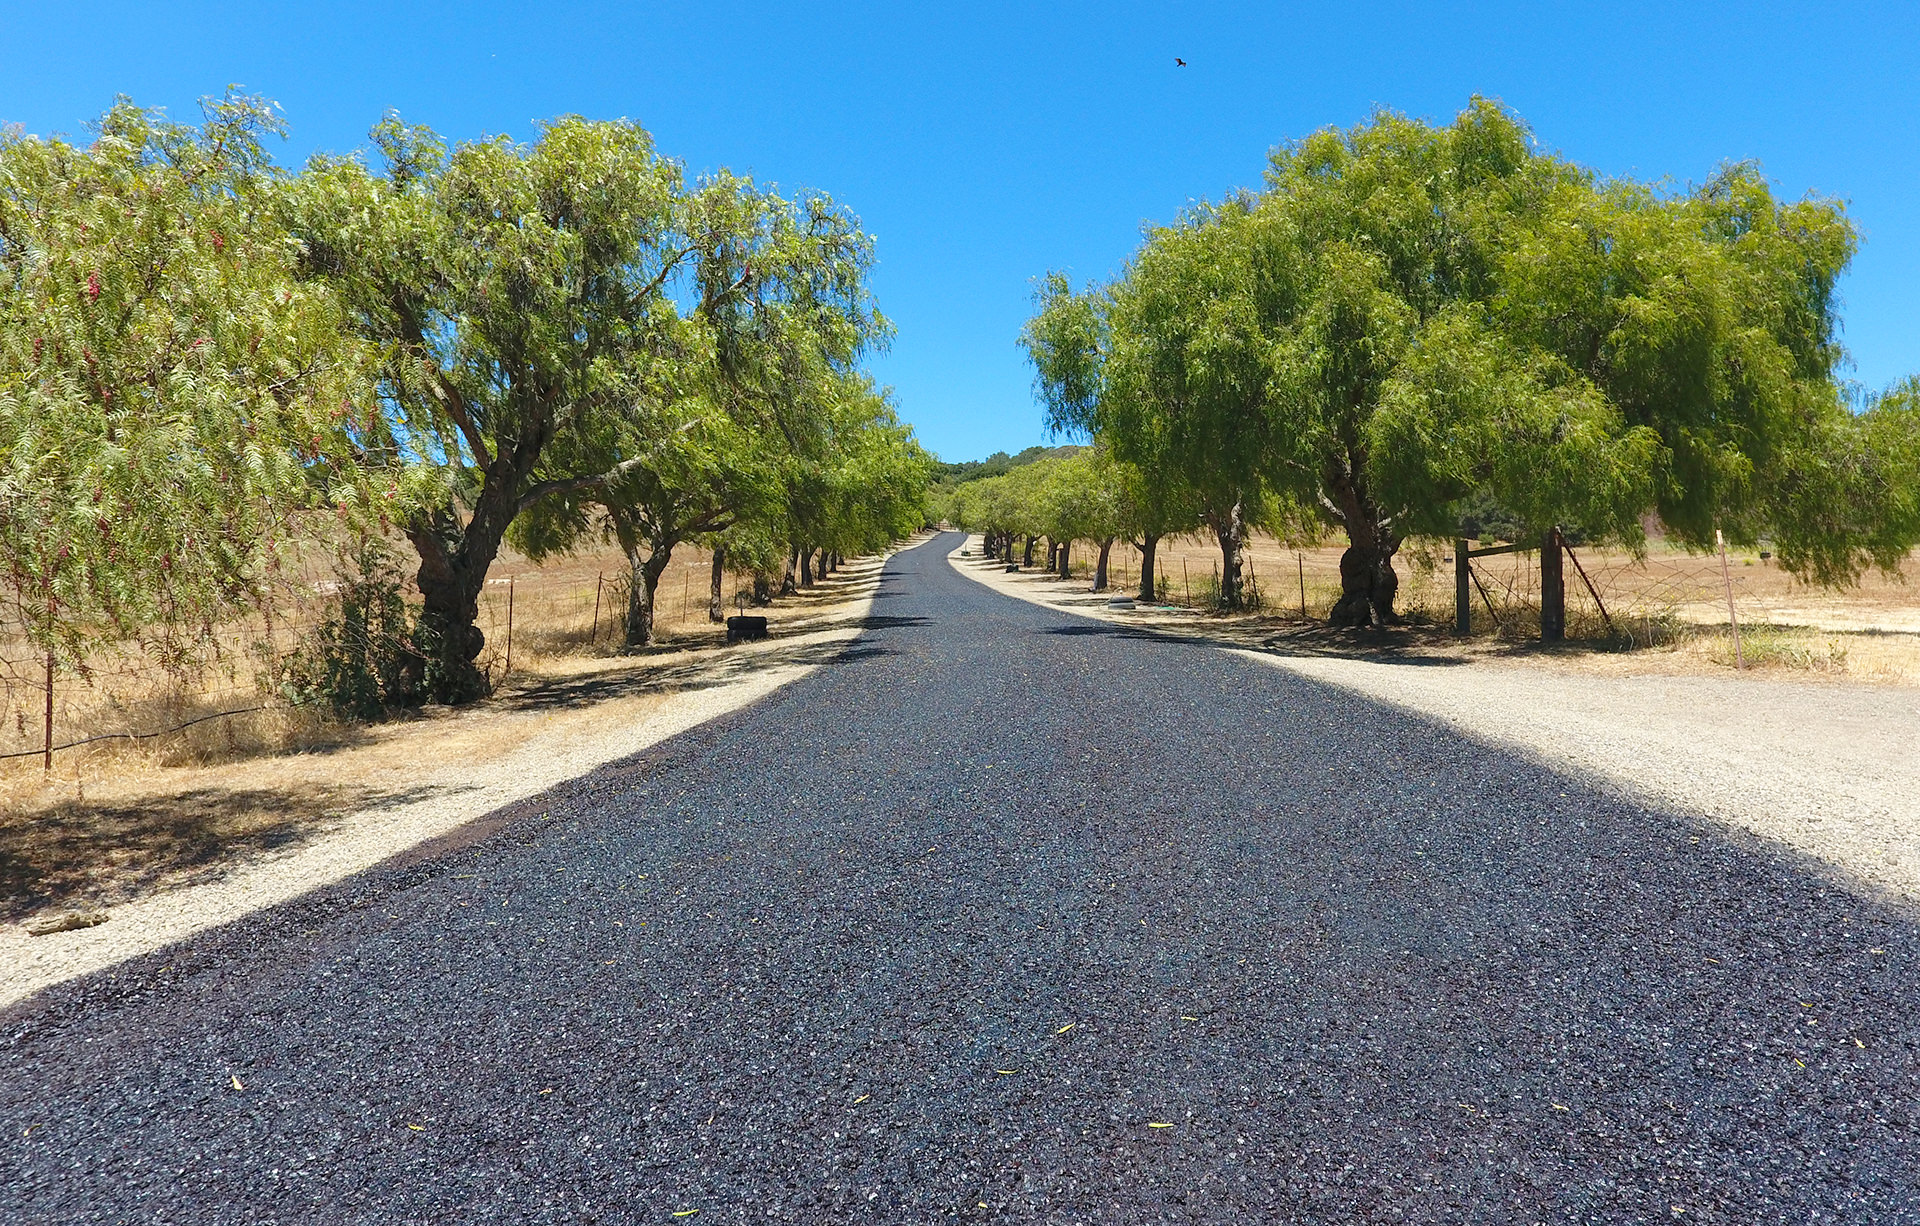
[
  {"xmin": 1455, "ymin": 538, "xmax": 1471, "ymax": 634},
  {"xmin": 1540, "ymin": 528, "xmax": 1565, "ymax": 642},
  {"xmin": 591, "ymin": 573, "xmax": 604, "ymax": 642},
  {"xmin": 1717, "ymin": 528, "xmax": 1744, "ymax": 668}
]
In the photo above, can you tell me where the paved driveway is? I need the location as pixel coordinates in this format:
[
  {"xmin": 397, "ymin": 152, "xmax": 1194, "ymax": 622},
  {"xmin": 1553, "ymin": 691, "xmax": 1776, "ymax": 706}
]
[{"xmin": 4, "ymin": 532, "xmax": 1914, "ymax": 1222}]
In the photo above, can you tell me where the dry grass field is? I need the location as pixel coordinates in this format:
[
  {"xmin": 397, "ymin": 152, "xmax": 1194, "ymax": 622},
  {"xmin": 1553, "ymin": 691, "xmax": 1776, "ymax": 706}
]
[
  {"xmin": 1056, "ymin": 531, "xmax": 1920, "ymax": 685},
  {"xmin": 0, "ymin": 540, "xmax": 859, "ymax": 924}
]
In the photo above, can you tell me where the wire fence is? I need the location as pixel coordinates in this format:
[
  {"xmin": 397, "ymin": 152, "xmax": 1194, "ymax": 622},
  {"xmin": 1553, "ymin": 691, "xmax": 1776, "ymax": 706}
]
[
  {"xmin": 1057, "ymin": 532, "xmax": 1919, "ymax": 647},
  {"xmin": 0, "ymin": 543, "xmax": 736, "ymax": 771}
]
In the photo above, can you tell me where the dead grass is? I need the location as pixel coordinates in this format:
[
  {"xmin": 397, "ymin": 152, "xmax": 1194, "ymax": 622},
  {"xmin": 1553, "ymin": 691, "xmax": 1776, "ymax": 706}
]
[
  {"xmin": 0, "ymin": 541, "xmax": 881, "ymax": 923},
  {"xmin": 1013, "ymin": 533, "xmax": 1920, "ymax": 686}
]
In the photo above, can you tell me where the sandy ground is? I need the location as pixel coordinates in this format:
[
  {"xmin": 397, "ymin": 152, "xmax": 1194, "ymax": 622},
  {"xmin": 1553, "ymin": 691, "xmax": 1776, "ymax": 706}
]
[
  {"xmin": 0, "ymin": 544, "xmax": 911, "ymax": 1009},
  {"xmin": 952, "ymin": 539, "xmax": 1920, "ymax": 908}
]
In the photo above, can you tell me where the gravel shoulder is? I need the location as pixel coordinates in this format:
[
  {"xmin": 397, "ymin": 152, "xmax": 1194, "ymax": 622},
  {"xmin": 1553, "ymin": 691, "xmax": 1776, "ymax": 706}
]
[
  {"xmin": 951, "ymin": 542, "xmax": 1920, "ymax": 907},
  {"xmin": 0, "ymin": 548, "xmax": 901, "ymax": 1010}
]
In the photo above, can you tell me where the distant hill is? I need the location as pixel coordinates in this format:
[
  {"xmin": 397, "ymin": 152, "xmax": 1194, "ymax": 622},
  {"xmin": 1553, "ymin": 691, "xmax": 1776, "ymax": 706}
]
[{"xmin": 931, "ymin": 444, "xmax": 1084, "ymax": 489}]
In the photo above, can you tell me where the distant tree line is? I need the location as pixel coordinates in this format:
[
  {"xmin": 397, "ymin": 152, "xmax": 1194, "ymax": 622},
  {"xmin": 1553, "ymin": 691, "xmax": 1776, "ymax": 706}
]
[
  {"xmin": 0, "ymin": 92, "xmax": 930, "ymax": 709},
  {"xmin": 1014, "ymin": 99, "xmax": 1920, "ymax": 623}
]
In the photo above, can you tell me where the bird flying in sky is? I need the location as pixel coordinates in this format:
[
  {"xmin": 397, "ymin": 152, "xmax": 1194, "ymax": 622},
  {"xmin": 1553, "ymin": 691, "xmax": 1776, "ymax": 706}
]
[{"xmin": 1175, "ymin": 57, "xmax": 1187, "ymax": 67}]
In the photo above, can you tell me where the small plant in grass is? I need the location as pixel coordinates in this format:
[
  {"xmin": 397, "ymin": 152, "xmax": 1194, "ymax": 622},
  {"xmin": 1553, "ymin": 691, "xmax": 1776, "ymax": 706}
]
[
  {"xmin": 281, "ymin": 540, "xmax": 414, "ymax": 719},
  {"xmin": 1707, "ymin": 625, "xmax": 1849, "ymax": 672}
]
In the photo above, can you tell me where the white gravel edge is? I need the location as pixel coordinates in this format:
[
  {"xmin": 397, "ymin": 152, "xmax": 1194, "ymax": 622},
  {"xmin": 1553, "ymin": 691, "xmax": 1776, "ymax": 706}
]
[
  {"xmin": 948, "ymin": 539, "xmax": 1920, "ymax": 908},
  {"xmin": 0, "ymin": 546, "xmax": 907, "ymax": 1010}
]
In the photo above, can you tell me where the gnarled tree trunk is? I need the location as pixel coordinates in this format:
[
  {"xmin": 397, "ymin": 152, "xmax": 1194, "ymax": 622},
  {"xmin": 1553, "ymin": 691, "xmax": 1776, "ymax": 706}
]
[
  {"xmin": 620, "ymin": 543, "xmax": 674, "ymax": 648},
  {"xmin": 708, "ymin": 547, "xmax": 726, "ymax": 622},
  {"xmin": 799, "ymin": 546, "xmax": 814, "ymax": 588},
  {"xmin": 1023, "ymin": 535, "xmax": 1037, "ymax": 568},
  {"xmin": 404, "ymin": 494, "xmax": 515, "ymax": 704},
  {"xmin": 1135, "ymin": 533, "xmax": 1161, "ymax": 603},
  {"xmin": 1093, "ymin": 537, "xmax": 1114, "ymax": 591},
  {"xmin": 1207, "ymin": 501, "xmax": 1248, "ymax": 610},
  {"xmin": 1325, "ymin": 463, "xmax": 1401, "ymax": 627},
  {"xmin": 1057, "ymin": 538, "xmax": 1072, "ymax": 579}
]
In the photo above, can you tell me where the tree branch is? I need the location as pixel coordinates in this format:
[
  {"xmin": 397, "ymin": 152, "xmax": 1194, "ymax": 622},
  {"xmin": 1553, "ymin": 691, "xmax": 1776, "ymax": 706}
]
[{"xmin": 516, "ymin": 453, "xmax": 653, "ymax": 513}]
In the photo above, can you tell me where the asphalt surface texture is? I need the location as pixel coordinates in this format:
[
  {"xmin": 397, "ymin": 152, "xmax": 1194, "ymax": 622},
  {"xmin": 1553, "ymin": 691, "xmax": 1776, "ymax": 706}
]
[{"xmin": 4, "ymin": 532, "xmax": 1916, "ymax": 1224}]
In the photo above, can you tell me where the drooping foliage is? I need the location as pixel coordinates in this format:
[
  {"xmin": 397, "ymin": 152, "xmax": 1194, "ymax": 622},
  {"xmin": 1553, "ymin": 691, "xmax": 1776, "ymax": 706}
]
[
  {"xmin": 0, "ymin": 92, "xmax": 925, "ymax": 720},
  {"xmin": 0, "ymin": 92, "xmax": 367, "ymax": 673},
  {"xmin": 1026, "ymin": 99, "xmax": 1920, "ymax": 624}
]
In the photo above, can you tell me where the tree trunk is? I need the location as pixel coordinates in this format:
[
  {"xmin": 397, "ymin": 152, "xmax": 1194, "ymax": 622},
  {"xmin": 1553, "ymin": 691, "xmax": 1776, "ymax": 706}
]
[
  {"xmin": 1209, "ymin": 502, "xmax": 1247, "ymax": 610},
  {"xmin": 799, "ymin": 546, "xmax": 814, "ymax": 588},
  {"xmin": 1023, "ymin": 536, "xmax": 1037, "ymax": 568},
  {"xmin": 752, "ymin": 573, "xmax": 772, "ymax": 605},
  {"xmin": 1058, "ymin": 538, "xmax": 1072, "ymax": 579},
  {"xmin": 622, "ymin": 544, "xmax": 674, "ymax": 648},
  {"xmin": 404, "ymin": 516, "xmax": 499, "ymax": 705},
  {"xmin": 1330, "ymin": 542, "xmax": 1400, "ymax": 627},
  {"xmin": 780, "ymin": 546, "xmax": 799, "ymax": 596},
  {"xmin": 1326, "ymin": 465, "xmax": 1400, "ymax": 627},
  {"xmin": 1137, "ymin": 533, "xmax": 1160, "ymax": 603},
  {"xmin": 1093, "ymin": 538, "xmax": 1113, "ymax": 592},
  {"xmin": 708, "ymin": 547, "xmax": 726, "ymax": 622}
]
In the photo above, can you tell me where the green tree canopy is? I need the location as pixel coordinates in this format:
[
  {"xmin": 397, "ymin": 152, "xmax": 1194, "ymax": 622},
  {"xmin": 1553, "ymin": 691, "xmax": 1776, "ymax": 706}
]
[
  {"xmin": 0, "ymin": 92, "xmax": 366, "ymax": 677},
  {"xmin": 1029, "ymin": 98, "xmax": 1920, "ymax": 625},
  {"xmin": 510, "ymin": 173, "xmax": 890, "ymax": 645},
  {"xmin": 289, "ymin": 114, "xmax": 724, "ymax": 696}
]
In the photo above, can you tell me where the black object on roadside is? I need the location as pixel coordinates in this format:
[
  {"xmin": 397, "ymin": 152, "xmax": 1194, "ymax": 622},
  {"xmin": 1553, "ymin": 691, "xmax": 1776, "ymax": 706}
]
[{"xmin": 726, "ymin": 615, "xmax": 769, "ymax": 644}]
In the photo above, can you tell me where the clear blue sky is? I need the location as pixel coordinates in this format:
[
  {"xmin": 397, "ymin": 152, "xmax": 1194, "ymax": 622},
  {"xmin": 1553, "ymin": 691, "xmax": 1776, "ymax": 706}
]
[{"xmin": 3, "ymin": 2, "xmax": 1915, "ymax": 461}]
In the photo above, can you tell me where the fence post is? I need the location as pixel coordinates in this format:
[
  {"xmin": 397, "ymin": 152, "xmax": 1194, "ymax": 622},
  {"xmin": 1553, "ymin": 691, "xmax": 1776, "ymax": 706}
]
[
  {"xmin": 1717, "ymin": 528, "xmax": 1744, "ymax": 669},
  {"xmin": 1298, "ymin": 553, "xmax": 1307, "ymax": 618},
  {"xmin": 42, "ymin": 649, "xmax": 54, "ymax": 771},
  {"xmin": 1540, "ymin": 528, "xmax": 1565, "ymax": 642},
  {"xmin": 503, "ymin": 578, "xmax": 515, "ymax": 678},
  {"xmin": 1455, "ymin": 538, "xmax": 1471, "ymax": 634},
  {"xmin": 591, "ymin": 573, "xmax": 604, "ymax": 642}
]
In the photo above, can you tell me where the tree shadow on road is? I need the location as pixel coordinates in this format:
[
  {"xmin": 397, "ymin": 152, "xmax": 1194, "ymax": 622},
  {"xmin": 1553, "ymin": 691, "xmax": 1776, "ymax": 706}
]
[{"xmin": 1040, "ymin": 615, "xmax": 1471, "ymax": 667}]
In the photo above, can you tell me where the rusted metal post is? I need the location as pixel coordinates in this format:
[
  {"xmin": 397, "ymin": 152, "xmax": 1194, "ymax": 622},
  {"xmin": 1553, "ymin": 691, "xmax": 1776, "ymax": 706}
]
[
  {"xmin": 1563, "ymin": 544, "xmax": 1616, "ymax": 638},
  {"xmin": 42, "ymin": 649, "xmax": 54, "ymax": 771},
  {"xmin": 1469, "ymin": 563, "xmax": 1505, "ymax": 633}
]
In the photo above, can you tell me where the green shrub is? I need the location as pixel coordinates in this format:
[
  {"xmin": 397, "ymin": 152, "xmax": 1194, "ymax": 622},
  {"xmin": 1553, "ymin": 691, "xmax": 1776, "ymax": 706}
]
[{"xmin": 283, "ymin": 539, "xmax": 416, "ymax": 718}]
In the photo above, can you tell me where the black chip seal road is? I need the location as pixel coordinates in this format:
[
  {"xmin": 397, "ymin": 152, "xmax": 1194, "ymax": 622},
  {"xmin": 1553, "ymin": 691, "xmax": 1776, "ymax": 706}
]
[{"xmin": 3, "ymin": 531, "xmax": 1916, "ymax": 1223}]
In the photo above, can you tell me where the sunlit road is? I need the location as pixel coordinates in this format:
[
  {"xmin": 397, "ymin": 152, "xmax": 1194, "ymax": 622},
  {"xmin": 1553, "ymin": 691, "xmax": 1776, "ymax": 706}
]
[{"xmin": 5, "ymin": 531, "xmax": 1915, "ymax": 1223}]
